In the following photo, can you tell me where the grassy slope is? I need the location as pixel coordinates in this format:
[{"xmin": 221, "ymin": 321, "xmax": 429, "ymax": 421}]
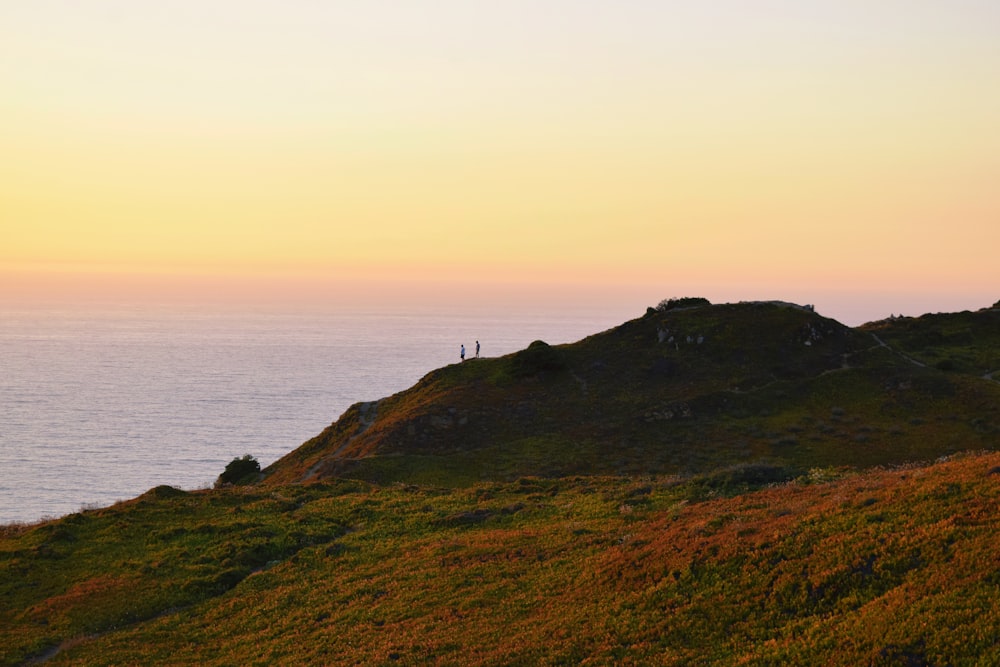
[
  {"xmin": 860, "ymin": 307, "xmax": 1000, "ymax": 377},
  {"xmin": 5, "ymin": 301, "xmax": 999, "ymax": 665},
  {"xmin": 264, "ymin": 302, "xmax": 1000, "ymax": 486},
  {"xmin": 3, "ymin": 452, "xmax": 1000, "ymax": 665}
]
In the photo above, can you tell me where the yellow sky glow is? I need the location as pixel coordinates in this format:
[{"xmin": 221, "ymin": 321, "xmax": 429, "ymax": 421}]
[{"xmin": 2, "ymin": 1, "xmax": 999, "ymax": 322}]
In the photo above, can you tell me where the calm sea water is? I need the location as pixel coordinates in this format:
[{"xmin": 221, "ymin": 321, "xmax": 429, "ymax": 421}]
[{"xmin": 1, "ymin": 301, "xmax": 632, "ymax": 524}]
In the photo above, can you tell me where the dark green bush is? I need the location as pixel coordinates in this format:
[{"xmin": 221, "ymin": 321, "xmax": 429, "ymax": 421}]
[
  {"xmin": 934, "ymin": 359, "xmax": 956, "ymax": 372},
  {"xmin": 217, "ymin": 455, "xmax": 261, "ymax": 487},
  {"xmin": 688, "ymin": 462, "xmax": 797, "ymax": 499},
  {"xmin": 511, "ymin": 340, "xmax": 567, "ymax": 377},
  {"xmin": 656, "ymin": 296, "xmax": 711, "ymax": 311}
]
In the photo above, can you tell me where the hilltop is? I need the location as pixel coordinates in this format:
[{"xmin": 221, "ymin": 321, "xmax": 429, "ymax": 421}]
[
  {"xmin": 2, "ymin": 298, "xmax": 999, "ymax": 665},
  {"xmin": 264, "ymin": 299, "xmax": 1000, "ymax": 486}
]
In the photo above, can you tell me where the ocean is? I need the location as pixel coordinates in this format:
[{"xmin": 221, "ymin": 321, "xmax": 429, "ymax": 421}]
[{"xmin": 0, "ymin": 300, "xmax": 635, "ymax": 524}]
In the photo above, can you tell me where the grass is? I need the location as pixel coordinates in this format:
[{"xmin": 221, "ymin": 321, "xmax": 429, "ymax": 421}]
[
  {"xmin": 263, "ymin": 303, "xmax": 1000, "ymax": 490},
  {"xmin": 861, "ymin": 307, "xmax": 1000, "ymax": 376},
  {"xmin": 5, "ymin": 300, "xmax": 999, "ymax": 664},
  {"xmin": 4, "ymin": 452, "xmax": 1000, "ymax": 665}
]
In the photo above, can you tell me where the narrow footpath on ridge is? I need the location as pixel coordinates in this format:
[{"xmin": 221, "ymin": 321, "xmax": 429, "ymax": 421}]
[{"xmin": 869, "ymin": 333, "xmax": 927, "ymax": 368}]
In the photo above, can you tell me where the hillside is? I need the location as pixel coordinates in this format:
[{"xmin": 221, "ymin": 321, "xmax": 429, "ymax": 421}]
[
  {"xmin": 3, "ymin": 299, "xmax": 999, "ymax": 665},
  {"xmin": 264, "ymin": 300, "xmax": 1000, "ymax": 486},
  {"xmin": 3, "ymin": 451, "xmax": 1000, "ymax": 665}
]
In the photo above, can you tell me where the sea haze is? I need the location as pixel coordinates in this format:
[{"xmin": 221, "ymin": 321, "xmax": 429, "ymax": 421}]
[{"xmin": 1, "ymin": 301, "xmax": 630, "ymax": 524}]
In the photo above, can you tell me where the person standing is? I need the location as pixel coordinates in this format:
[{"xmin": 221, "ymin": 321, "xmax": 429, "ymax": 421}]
[
  {"xmin": 460, "ymin": 344, "xmax": 465, "ymax": 362},
  {"xmin": 475, "ymin": 340, "xmax": 480, "ymax": 358}
]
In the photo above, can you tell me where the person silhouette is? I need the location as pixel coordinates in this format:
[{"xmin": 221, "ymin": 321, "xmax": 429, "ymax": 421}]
[
  {"xmin": 475, "ymin": 340, "xmax": 480, "ymax": 358},
  {"xmin": 460, "ymin": 344, "xmax": 465, "ymax": 362}
]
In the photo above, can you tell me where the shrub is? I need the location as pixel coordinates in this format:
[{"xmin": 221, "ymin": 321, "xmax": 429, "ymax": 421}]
[
  {"xmin": 934, "ymin": 359, "xmax": 956, "ymax": 372},
  {"xmin": 689, "ymin": 462, "xmax": 797, "ymax": 499},
  {"xmin": 656, "ymin": 296, "xmax": 711, "ymax": 312},
  {"xmin": 216, "ymin": 455, "xmax": 261, "ymax": 487},
  {"xmin": 511, "ymin": 340, "xmax": 567, "ymax": 377}
]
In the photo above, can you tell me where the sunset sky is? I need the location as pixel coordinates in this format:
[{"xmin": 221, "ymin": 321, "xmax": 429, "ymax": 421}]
[{"xmin": 3, "ymin": 1, "xmax": 999, "ymax": 323}]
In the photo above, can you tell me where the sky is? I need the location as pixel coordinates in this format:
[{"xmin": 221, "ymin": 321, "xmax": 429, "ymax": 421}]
[{"xmin": 2, "ymin": 1, "xmax": 999, "ymax": 324}]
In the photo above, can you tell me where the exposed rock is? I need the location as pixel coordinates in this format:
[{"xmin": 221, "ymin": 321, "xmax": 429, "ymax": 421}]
[
  {"xmin": 429, "ymin": 415, "xmax": 453, "ymax": 429},
  {"xmin": 642, "ymin": 403, "xmax": 693, "ymax": 422}
]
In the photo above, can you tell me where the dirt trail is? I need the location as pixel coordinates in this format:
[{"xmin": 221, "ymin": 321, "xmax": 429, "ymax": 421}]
[
  {"xmin": 870, "ymin": 334, "xmax": 1000, "ymax": 385},
  {"xmin": 868, "ymin": 333, "xmax": 927, "ymax": 368}
]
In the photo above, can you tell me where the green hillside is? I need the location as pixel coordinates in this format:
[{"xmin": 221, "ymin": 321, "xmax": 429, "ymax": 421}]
[
  {"xmin": 265, "ymin": 300, "xmax": 1000, "ymax": 486},
  {"xmin": 3, "ymin": 299, "xmax": 999, "ymax": 665},
  {"xmin": 859, "ymin": 306, "xmax": 1000, "ymax": 377}
]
